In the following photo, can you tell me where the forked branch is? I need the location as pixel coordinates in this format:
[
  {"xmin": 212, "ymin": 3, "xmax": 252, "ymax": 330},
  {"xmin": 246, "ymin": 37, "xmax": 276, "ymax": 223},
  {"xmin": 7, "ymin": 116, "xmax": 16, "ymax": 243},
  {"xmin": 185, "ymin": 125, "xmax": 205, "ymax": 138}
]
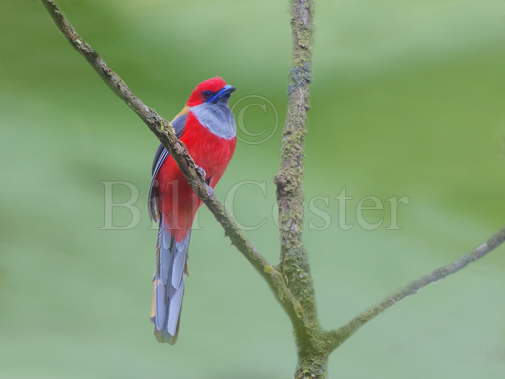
[{"xmin": 40, "ymin": 1, "xmax": 505, "ymax": 378}]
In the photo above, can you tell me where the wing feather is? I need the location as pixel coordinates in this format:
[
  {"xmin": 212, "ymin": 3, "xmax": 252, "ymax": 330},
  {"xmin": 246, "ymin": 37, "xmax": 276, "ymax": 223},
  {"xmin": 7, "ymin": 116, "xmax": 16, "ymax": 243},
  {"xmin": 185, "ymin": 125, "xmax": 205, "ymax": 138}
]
[{"xmin": 148, "ymin": 113, "xmax": 187, "ymax": 221}]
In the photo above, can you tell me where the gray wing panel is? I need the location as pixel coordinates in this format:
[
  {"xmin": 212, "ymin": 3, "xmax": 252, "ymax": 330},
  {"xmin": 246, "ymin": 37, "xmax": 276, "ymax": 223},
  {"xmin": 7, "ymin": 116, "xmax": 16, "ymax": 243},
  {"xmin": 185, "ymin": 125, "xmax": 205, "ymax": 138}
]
[{"xmin": 148, "ymin": 113, "xmax": 188, "ymax": 221}]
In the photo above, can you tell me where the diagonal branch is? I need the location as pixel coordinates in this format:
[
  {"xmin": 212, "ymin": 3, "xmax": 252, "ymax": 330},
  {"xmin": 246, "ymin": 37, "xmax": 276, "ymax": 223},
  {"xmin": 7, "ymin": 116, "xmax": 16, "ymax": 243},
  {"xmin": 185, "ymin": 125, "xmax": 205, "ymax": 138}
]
[
  {"xmin": 40, "ymin": 0, "xmax": 305, "ymax": 325},
  {"xmin": 326, "ymin": 227, "xmax": 505, "ymax": 351},
  {"xmin": 40, "ymin": 2, "xmax": 505, "ymax": 377}
]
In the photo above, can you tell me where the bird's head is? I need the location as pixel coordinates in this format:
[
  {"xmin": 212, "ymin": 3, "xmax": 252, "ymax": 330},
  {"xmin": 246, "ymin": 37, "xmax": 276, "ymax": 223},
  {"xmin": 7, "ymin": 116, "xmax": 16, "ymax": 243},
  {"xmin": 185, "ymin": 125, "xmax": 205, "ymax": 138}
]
[{"xmin": 186, "ymin": 77, "xmax": 236, "ymax": 107}]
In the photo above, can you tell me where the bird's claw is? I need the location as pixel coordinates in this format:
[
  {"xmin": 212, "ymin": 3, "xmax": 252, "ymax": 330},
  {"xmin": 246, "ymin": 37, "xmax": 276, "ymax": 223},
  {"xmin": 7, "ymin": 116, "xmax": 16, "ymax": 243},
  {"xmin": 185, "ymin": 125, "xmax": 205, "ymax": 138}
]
[
  {"xmin": 205, "ymin": 184, "xmax": 214, "ymax": 197},
  {"xmin": 196, "ymin": 165, "xmax": 206, "ymax": 180},
  {"xmin": 195, "ymin": 165, "xmax": 213, "ymax": 196}
]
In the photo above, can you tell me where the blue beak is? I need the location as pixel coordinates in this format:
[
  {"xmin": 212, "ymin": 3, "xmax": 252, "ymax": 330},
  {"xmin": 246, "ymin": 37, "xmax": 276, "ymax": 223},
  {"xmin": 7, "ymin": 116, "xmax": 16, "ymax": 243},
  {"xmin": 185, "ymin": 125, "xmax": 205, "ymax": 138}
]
[{"xmin": 207, "ymin": 84, "xmax": 236, "ymax": 103}]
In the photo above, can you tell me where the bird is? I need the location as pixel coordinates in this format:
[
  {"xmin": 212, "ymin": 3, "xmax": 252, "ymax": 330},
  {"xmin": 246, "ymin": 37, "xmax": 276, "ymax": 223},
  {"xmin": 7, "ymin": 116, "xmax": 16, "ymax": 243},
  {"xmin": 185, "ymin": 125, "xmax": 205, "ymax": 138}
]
[{"xmin": 148, "ymin": 77, "xmax": 237, "ymax": 343}]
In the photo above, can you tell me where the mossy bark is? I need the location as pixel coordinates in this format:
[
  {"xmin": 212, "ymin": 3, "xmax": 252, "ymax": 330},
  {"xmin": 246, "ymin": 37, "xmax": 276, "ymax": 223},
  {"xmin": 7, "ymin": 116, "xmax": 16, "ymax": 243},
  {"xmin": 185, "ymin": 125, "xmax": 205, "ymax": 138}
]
[
  {"xmin": 41, "ymin": 2, "xmax": 505, "ymax": 378},
  {"xmin": 295, "ymin": 354, "xmax": 329, "ymax": 379},
  {"xmin": 275, "ymin": 1, "xmax": 325, "ymax": 377}
]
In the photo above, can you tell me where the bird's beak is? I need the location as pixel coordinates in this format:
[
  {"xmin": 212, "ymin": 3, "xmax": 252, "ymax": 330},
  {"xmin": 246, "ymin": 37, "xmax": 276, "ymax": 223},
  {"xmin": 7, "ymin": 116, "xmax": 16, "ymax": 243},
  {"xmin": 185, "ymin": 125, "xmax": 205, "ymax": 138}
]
[{"xmin": 207, "ymin": 85, "xmax": 236, "ymax": 103}]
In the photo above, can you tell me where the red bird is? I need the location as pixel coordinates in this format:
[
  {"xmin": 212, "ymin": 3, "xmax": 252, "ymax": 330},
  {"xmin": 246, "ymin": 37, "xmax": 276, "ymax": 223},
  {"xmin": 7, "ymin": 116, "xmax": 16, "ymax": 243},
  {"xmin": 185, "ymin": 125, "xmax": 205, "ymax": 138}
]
[{"xmin": 148, "ymin": 77, "xmax": 237, "ymax": 343}]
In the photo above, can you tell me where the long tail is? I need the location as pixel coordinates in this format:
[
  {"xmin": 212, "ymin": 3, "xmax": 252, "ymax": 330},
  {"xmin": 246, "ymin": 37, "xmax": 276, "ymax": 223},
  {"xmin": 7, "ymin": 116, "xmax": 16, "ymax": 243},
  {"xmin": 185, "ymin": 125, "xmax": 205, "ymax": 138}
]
[{"xmin": 151, "ymin": 221, "xmax": 190, "ymax": 344}]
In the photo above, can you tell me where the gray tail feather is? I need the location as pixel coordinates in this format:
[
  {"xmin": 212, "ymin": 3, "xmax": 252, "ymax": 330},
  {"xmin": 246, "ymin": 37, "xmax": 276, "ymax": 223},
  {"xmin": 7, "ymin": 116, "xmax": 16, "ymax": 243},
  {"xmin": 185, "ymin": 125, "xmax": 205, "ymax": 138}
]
[{"xmin": 151, "ymin": 221, "xmax": 190, "ymax": 344}]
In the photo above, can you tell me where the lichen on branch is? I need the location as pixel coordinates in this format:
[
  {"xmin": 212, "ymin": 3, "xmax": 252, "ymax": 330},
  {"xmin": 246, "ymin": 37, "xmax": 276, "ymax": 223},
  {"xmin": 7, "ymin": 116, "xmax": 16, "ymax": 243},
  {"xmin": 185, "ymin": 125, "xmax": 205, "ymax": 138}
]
[{"xmin": 40, "ymin": 1, "xmax": 505, "ymax": 378}]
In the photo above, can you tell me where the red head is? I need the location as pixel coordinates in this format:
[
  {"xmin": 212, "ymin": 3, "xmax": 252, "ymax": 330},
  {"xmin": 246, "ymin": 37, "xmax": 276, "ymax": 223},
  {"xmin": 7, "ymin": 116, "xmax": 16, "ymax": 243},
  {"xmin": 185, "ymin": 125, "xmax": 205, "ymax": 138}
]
[{"xmin": 186, "ymin": 77, "xmax": 236, "ymax": 107}]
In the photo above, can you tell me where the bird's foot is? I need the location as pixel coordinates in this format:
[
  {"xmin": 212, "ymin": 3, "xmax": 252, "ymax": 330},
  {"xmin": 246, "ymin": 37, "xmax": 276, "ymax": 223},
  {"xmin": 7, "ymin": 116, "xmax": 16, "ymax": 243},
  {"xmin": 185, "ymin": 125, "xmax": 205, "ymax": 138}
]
[
  {"xmin": 195, "ymin": 165, "xmax": 213, "ymax": 196},
  {"xmin": 196, "ymin": 165, "xmax": 207, "ymax": 181},
  {"xmin": 205, "ymin": 184, "xmax": 214, "ymax": 197}
]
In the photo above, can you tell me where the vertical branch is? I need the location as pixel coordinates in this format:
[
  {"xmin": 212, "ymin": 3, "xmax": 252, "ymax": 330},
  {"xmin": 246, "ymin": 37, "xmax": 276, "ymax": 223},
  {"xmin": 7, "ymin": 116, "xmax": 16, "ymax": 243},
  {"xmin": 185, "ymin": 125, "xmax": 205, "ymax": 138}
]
[
  {"xmin": 276, "ymin": 3, "xmax": 329, "ymax": 377},
  {"xmin": 276, "ymin": 2, "xmax": 334, "ymax": 376},
  {"xmin": 38, "ymin": 2, "xmax": 505, "ymax": 379},
  {"xmin": 275, "ymin": 0, "xmax": 317, "ymax": 329}
]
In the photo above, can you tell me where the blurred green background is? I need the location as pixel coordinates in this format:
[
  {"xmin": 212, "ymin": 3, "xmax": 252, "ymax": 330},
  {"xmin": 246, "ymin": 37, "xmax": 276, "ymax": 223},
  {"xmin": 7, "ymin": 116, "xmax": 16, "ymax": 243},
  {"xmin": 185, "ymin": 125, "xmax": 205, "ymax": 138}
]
[{"xmin": 1, "ymin": 1, "xmax": 505, "ymax": 378}]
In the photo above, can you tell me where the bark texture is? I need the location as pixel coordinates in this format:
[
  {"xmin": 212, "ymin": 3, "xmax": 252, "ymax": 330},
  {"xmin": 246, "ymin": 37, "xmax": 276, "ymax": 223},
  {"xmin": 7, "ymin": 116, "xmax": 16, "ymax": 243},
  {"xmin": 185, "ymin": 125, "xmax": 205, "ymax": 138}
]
[
  {"xmin": 274, "ymin": 1, "xmax": 329, "ymax": 377},
  {"xmin": 40, "ymin": 1, "xmax": 505, "ymax": 378}
]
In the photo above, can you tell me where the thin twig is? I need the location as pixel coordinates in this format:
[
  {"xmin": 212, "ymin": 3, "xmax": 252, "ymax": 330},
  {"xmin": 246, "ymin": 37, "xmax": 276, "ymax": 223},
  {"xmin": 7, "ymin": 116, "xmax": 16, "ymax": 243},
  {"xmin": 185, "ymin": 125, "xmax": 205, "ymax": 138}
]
[
  {"xmin": 326, "ymin": 227, "xmax": 505, "ymax": 350},
  {"xmin": 39, "ymin": 0, "xmax": 304, "ymax": 323}
]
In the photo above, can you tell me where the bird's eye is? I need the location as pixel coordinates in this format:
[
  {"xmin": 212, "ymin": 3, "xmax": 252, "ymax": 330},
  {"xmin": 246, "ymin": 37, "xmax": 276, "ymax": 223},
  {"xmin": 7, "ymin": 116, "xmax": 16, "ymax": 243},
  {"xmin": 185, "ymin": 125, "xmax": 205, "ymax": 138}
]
[{"xmin": 202, "ymin": 90, "xmax": 213, "ymax": 98}]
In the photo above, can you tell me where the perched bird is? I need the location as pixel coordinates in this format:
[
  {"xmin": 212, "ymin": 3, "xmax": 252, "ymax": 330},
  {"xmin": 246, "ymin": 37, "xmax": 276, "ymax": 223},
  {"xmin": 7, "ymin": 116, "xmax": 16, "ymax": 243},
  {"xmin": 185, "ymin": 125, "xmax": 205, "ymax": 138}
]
[{"xmin": 148, "ymin": 77, "xmax": 237, "ymax": 343}]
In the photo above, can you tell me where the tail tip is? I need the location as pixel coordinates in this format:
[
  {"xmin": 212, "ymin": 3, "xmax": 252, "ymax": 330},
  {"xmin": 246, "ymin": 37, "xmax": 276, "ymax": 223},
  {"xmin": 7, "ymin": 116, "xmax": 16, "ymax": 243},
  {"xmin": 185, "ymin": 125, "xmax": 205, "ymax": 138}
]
[{"xmin": 154, "ymin": 329, "xmax": 177, "ymax": 345}]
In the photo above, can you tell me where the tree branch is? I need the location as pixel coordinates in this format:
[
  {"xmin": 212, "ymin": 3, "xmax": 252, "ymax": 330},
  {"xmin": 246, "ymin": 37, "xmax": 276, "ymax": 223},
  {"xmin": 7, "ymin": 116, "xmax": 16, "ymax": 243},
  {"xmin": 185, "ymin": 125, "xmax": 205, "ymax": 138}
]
[
  {"xmin": 326, "ymin": 227, "xmax": 505, "ymax": 350},
  {"xmin": 274, "ymin": 1, "xmax": 328, "ymax": 377},
  {"xmin": 39, "ymin": 0, "xmax": 304, "ymax": 324},
  {"xmin": 40, "ymin": 1, "xmax": 505, "ymax": 378},
  {"xmin": 275, "ymin": 0, "xmax": 317, "ymax": 325}
]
